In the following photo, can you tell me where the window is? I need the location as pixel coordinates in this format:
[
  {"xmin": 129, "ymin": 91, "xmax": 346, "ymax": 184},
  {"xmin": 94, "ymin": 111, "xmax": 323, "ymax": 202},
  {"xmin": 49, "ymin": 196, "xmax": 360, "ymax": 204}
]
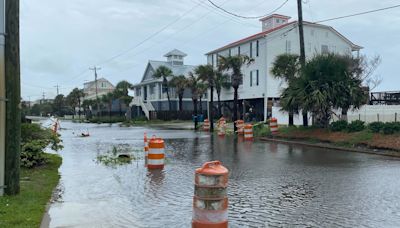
[
  {"xmin": 211, "ymin": 54, "xmax": 214, "ymax": 67},
  {"xmin": 256, "ymin": 70, "xmax": 259, "ymax": 86},
  {"xmin": 321, "ymin": 45, "xmax": 329, "ymax": 54},
  {"xmin": 276, "ymin": 19, "xmax": 280, "ymax": 23},
  {"xmin": 250, "ymin": 71, "xmax": 253, "ymax": 87},
  {"xmin": 229, "ymin": 49, "xmax": 231, "ymax": 56},
  {"xmin": 285, "ymin": 40, "xmax": 291, "ymax": 53},
  {"xmin": 250, "ymin": 42, "xmax": 253, "ymax": 58},
  {"xmin": 101, "ymin": 82, "xmax": 106, "ymax": 88},
  {"xmin": 256, "ymin": 40, "xmax": 259, "ymax": 57},
  {"xmin": 238, "ymin": 46, "xmax": 241, "ymax": 55}
]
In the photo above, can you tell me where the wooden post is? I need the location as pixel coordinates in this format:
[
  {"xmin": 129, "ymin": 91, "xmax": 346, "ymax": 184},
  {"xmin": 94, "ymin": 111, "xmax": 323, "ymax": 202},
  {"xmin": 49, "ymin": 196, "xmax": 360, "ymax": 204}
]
[
  {"xmin": 4, "ymin": 0, "xmax": 20, "ymax": 195},
  {"xmin": 0, "ymin": 0, "xmax": 5, "ymax": 196}
]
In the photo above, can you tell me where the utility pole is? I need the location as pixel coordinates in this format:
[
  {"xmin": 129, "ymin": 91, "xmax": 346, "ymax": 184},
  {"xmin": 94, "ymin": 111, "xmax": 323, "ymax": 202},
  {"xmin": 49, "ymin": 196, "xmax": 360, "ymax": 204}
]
[
  {"xmin": 89, "ymin": 66, "xmax": 101, "ymax": 117},
  {"xmin": 54, "ymin": 84, "xmax": 59, "ymax": 96},
  {"xmin": 4, "ymin": 0, "xmax": 21, "ymax": 195},
  {"xmin": 41, "ymin": 92, "xmax": 45, "ymax": 104},
  {"xmin": 297, "ymin": 0, "xmax": 308, "ymax": 127},
  {"xmin": 0, "ymin": 0, "xmax": 5, "ymax": 196}
]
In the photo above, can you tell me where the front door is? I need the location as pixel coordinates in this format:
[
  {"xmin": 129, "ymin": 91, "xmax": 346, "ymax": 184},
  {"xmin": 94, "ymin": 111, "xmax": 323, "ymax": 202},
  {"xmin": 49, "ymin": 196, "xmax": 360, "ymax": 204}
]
[{"xmin": 144, "ymin": 86, "xmax": 147, "ymax": 101}]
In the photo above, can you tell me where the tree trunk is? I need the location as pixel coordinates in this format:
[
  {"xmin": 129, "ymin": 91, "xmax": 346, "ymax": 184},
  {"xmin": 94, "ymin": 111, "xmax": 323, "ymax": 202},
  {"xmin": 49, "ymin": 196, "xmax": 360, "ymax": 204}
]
[
  {"xmin": 302, "ymin": 110, "xmax": 308, "ymax": 127},
  {"xmin": 341, "ymin": 108, "xmax": 348, "ymax": 121},
  {"xmin": 209, "ymin": 86, "xmax": 214, "ymax": 132},
  {"xmin": 109, "ymin": 102, "xmax": 112, "ymax": 123},
  {"xmin": 217, "ymin": 92, "xmax": 222, "ymax": 117},
  {"xmin": 178, "ymin": 94, "xmax": 183, "ymax": 111},
  {"xmin": 78, "ymin": 100, "xmax": 81, "ymax": 119},
  {"xmin": 4, "ymin": 0, "xmax": 21, "ymax": 195},
  {"xmin": 233, "ymin": 86, "xmax": 238, "ymax": 132},
  {"xmin": 193, "ymin": 98, "xmax": 198, "ymax": 130},
  {"xmin": 166, "ymin": 87, "xmax": 172, "ymax": 110},
  {"xmin": 199, "ymin": 96, "xmax": 203, "ymax": 114},
  {"xmin": 289, "ymin": 110, "xmax": 294, "ymax": 126}
]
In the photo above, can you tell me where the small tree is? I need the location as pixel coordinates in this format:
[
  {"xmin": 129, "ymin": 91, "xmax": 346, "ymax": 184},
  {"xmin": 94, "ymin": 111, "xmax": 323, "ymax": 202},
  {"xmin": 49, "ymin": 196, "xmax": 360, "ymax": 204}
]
[
  {"xmin": 154, "ymin": 66, "xmax": 174, "ymax": 110},
  {"xmin": 271, "ymin": 54, "xmax": 302, "ymax": 126},
  {"xmin": 66, "ymin": 88, "xmax": 84, "ymax": 119},
  {"xmin": 214, "ymin": 71, "xmax": 230, "ymax": 117},
  {"xmin": 169, "ymin": 75, "xmax": 187, "ymax": 112},
  {"xmin": 195, "ymin": 64, "xmax": 216, "ymax": 131},
  {"xmin": 187, "ymin": 72, "xmax": 202, "ymax": 129},
  {"xmin": 101, "ymin": 92, "xmax": 114, "ymax": 122},
  {"xmin": 114, "ymin": 80, "xmax": 133, "ymax": 117},
  {"xmin": 218, "ymin": 55, "xmax": 253, "ymax": 132}
]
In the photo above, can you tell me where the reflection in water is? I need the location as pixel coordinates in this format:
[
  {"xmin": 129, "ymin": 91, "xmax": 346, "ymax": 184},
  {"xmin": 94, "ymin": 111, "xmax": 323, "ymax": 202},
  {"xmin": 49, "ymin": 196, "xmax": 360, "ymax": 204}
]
[{"xmin": 47, "ymin": 121, "xmax": 400, "ymax": 228}]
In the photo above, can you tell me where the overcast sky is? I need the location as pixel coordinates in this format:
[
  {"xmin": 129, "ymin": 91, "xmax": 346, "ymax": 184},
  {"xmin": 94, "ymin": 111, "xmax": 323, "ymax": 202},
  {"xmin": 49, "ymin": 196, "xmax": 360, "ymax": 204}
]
[{"xmin": 20, "ymin": 0, "xmax": 400, "ymax": 100}]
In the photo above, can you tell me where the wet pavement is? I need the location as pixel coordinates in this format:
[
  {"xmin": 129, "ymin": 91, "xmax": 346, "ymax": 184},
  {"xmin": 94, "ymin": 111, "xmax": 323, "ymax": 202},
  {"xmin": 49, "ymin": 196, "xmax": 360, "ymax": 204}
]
[{"xmin": 46, "ymin": 121, "xmax": 400, "ymax": 228}]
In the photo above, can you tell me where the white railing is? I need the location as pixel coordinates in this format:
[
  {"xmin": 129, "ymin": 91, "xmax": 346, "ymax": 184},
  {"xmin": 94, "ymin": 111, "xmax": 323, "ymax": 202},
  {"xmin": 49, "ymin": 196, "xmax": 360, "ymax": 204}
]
[{"xmin": 130, "ymin": 97, "xmax": 155, "ymax": 120}]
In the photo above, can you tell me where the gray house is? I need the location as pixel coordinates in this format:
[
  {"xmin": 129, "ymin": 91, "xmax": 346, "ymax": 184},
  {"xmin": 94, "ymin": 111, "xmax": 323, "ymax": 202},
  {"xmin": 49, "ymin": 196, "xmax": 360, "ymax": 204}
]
[{"xmin": 130, "ymin": 49, "xmax": 207, "ymax": 119}]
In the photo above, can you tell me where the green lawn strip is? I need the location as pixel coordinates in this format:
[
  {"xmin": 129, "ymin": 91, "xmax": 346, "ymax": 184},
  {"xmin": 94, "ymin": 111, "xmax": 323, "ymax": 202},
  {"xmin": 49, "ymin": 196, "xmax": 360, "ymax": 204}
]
[{"xmin": 0, "ymin": 154, "xmax": 62, "ymax": 228}]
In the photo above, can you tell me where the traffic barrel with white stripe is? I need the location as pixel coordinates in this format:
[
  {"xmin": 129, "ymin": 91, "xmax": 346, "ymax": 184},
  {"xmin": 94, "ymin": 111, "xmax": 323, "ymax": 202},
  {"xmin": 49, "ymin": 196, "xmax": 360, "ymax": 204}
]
[
  {"xmin": 235, "ymin": 120, "xmax": 244, "ymax": 135},
  {"xmin": 269, "ymin": 118, "xmax": 278, "ymax": 135},
  {"xmin": 203, "ymin": 119, "xmax": 210, "ymax": 131},
  {"xmin": 217, "ymin": 118, "xmax": 226, "ymax": 137},
  {"xmin": 144, "ymin": 133, "xmax": 149, "ymax": 166},
  {"xmin": 147, "ymin": 137, "xmax": 165, "ymax": 169},
  {"xmin": 192, "ymin": 161, "xmax": 229, "ymax": 228},
  {"xmin": 244, "ymin": 124, "xmax": 253, "ymax": 140}
]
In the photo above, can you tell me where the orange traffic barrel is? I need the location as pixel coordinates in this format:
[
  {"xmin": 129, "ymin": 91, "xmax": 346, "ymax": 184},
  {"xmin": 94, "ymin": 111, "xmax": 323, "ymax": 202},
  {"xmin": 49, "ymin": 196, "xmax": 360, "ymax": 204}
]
[
  {"xmin": 217, "ymin": 118, "xmax": 226, "ymax": 137},
  {"xmin": 193, "ymin": 161, "xmax": 229, "ymax": 228},
  {"xmin": 269, "ymin": 118, "xmax": 278, "ymax": 135},
  {"xmin": 203, "ymin": 119, "xmax": 210, "ymax": 131},
  {"xmin": 144, "ymin": 133, "xmax": 149, "ymax": 166},
  {"xmin": 235, "ymin": 120, "xmax": 244, "ymax": 135},
  {"xmin": 244, "ymin": 124, "xmax": 253, "ymax": 140},
  {"xmin": 147, "ymin": 137, "xmax": 165, "ymax": 169}
]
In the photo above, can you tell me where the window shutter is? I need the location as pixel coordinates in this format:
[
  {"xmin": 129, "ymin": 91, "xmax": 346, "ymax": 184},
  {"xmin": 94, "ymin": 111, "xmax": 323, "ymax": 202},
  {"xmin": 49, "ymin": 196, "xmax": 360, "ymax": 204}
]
[
  {"xmin": 250, "ymin": 71, "xmax": 253, "ymax": 87},
  {"xmin": 256, "ymin": 70, "xmax": 259, "ymax": 86}
]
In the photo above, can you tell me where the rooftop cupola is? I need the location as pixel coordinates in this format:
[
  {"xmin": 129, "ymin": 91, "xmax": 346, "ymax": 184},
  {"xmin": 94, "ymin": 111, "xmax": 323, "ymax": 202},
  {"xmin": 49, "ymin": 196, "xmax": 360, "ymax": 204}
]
[
  {"xmin": 164, "ymin": 49, "xmax": 187, "ymax": 66},
  {"xmin": 259, "ymin": 14, "xmax": 291, "ymax": 32}
]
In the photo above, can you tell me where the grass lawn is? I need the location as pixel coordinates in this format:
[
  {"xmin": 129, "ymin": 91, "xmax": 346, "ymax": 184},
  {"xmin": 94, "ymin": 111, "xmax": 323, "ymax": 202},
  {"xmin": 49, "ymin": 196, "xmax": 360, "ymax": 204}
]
[{"xmin": 0, "ymin": 154, "xmax": 62, "ymax": 228}]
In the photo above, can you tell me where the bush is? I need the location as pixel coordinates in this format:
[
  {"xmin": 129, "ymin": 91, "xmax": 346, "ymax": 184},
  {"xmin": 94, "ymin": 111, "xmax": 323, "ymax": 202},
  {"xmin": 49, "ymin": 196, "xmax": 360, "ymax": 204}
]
[
  {"xmin": 330, "ymin": 120, "xmax": 348, "ymax": 132},
  {"xmin": 368, "ymin": 122, "xmax": 385, "ymax": 133},
  {"xmin": 382, "ymin": 122, "xmax": 400, "ymax": 135},
  {"xmin": 20, "ymin": 123, "xmax": 63, "ymax": 168},
  {"xmin": 347, "ymin": 120, "xmax": 365, "ymax": 132},
  {"xmin": 253, "ymin": 123, "xmax": 270, "ymax": 137},
  {"xmin": 20, "ymin": 140, "xmax": 49, "ymax": 168}
]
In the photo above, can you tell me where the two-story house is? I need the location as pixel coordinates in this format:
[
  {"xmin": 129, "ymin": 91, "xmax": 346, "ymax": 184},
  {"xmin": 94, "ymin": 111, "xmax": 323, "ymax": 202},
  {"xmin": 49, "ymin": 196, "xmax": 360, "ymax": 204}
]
[
  {"xmin": 130, "ymin": 49, "xmax": 207, "ymax": 119},
  {"xmin": 206, "ymin": 14, "xmax": 362, "ymax": 121},
  {"xmin": 83, "ymin": 77, "xmax": 115, "ymax": 101}
]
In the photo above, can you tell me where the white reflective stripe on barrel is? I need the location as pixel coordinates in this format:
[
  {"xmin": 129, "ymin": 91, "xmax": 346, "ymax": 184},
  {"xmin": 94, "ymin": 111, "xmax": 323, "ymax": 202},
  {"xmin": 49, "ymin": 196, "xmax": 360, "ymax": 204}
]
[
  {"xmin": 148, "ymin": 148, "xmax": 164, "ymax": 155},
  {"xmin": 148, "ymin": 159, "xmax": 164, "ymax": 165}
]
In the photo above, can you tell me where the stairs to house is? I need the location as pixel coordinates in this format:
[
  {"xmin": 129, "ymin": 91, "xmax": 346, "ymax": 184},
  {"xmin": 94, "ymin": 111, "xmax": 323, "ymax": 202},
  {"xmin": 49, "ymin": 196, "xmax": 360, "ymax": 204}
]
[{"xmin": 130, "ymin": 97, "xmax": 155, "ymax": 120}]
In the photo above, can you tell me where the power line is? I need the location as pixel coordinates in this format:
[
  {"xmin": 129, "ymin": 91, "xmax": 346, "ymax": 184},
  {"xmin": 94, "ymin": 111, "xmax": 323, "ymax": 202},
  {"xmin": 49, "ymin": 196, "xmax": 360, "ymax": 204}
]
[
  {"xmin": 315, "ymin": 4, "xmax": 400, "ymax": 23},
  {"xmin": 206, "ymin": 0, "xmax": 288, "ymax": 19},
  {"xmin": 95, "ymin": 2, "xmax": 202, "ymax": 66}
]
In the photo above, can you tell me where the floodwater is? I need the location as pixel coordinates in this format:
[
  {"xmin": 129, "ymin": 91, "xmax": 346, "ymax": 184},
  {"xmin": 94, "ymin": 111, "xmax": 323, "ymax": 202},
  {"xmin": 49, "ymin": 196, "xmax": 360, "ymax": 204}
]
[{"xmin": 46, "ymin": 121, "xmax": 400, "ymax": 228}]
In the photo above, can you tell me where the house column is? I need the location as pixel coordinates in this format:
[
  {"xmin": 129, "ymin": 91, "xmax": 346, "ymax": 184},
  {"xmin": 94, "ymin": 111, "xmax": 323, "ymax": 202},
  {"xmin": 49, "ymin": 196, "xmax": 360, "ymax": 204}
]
[{"xmin": 155, "ymin": 83, "xmax": 160, "ymax": 100}]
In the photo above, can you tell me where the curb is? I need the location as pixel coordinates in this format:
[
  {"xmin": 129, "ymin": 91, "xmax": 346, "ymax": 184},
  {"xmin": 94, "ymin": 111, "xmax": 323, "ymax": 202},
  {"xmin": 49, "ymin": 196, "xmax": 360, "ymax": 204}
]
[{"xmin": 258, "ymin": 137, "xmax": 400, "ymax": 158}]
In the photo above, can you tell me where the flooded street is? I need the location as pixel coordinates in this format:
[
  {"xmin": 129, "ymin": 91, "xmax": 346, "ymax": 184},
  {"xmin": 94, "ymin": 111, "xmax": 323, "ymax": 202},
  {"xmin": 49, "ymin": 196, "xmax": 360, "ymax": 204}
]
[{"xmin": 47, "ymin": 121, "xmax": 400, "ymax": 228}]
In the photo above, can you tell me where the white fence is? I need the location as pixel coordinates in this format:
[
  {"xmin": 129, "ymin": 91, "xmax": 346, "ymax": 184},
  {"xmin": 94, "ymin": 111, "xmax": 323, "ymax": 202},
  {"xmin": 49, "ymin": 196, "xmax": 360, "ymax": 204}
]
[{"xmin": 272, "ymin": 105, "xmax": 400, "ymax": 125}]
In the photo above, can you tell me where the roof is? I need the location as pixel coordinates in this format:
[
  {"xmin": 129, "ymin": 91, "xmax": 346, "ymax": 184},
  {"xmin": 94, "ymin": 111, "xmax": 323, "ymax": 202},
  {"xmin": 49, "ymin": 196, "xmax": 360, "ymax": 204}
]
[
  {"xmin": 164, "ymin": 49, "xmax": 187, "ymax": 57},
  {"xmin": 205, "ymin": 21, "xmax": 362, "ymax": 55},
  {"xmin": 83, "ymin": 77, "xmax": 114, "ymax": 87},
  {"xmin": 133, "ymin": 60, "xmax": 196, "ymax": 86},
  {"xmin": 259, "ymin": 14, "xmax": 291, "ymax": 21}
]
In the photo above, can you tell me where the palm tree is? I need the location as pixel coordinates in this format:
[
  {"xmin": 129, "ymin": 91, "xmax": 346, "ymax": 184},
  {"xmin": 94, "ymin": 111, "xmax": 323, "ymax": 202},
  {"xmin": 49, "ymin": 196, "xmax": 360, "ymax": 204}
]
[
  {"xmin": 101, "ymin": 92, "xmax": 114, "ymax": 122},
  {"xmin": 169, "ymin": 75, "xmax": 187, "ymax": 112},
  {"xmin": 187, "ymin": 72, "xmax": 202, "ymax": 129},
  {"xmin": 218, "ymin": 55, "xmax": 253, "ymax": 132},
  {"xmin": 271, "ymin": 54, "xmax": 302, "ymax": 126},
  {"xmin": 66, "ymin": 88, "xmax": 85, "ymax": 119},
  {"xmin": 214, "ymin": 71, "xmax": 230, "ymax": 117},
  {"xmin": 154, "ymin": 66, "xmax": 174, "ymax": 110},
  {"xmin": 197, "ymin": 83, "xmax": 208, "ymax": 114},
  {"xmin": 195, "ymin": 64, "xmax": 215, "ymax": 131},
  {"xmin": 114, "ymin": 80, "xmax": 133, "ymax": 117}
]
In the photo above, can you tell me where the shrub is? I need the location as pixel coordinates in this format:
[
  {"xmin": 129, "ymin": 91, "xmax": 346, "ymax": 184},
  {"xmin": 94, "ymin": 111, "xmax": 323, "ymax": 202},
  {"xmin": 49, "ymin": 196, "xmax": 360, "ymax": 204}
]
[
  {"xmin": 330, "ymin": 120, "xmax": 348, "ymax": 132},
  {"xmin": 368, "ymin": 122, "xmax": 385, "ymax": 133},
  {"xmin": 253, "ymin": 123, "xmax": 270, "ymax": 137},
  {"xmin": 20, "ymin": 140, "xmax": 48, "ymax": 168},
  {"xmin": 382, "ymin": 122, "xmax": 400, "ymax": 135},
  {"xmin": 347, "ymin": 120, "xmax": 365, "ymax": 132},
  {"xmin": 20, "ymin": 123, "xmax": 63, "ymax": 168}
]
